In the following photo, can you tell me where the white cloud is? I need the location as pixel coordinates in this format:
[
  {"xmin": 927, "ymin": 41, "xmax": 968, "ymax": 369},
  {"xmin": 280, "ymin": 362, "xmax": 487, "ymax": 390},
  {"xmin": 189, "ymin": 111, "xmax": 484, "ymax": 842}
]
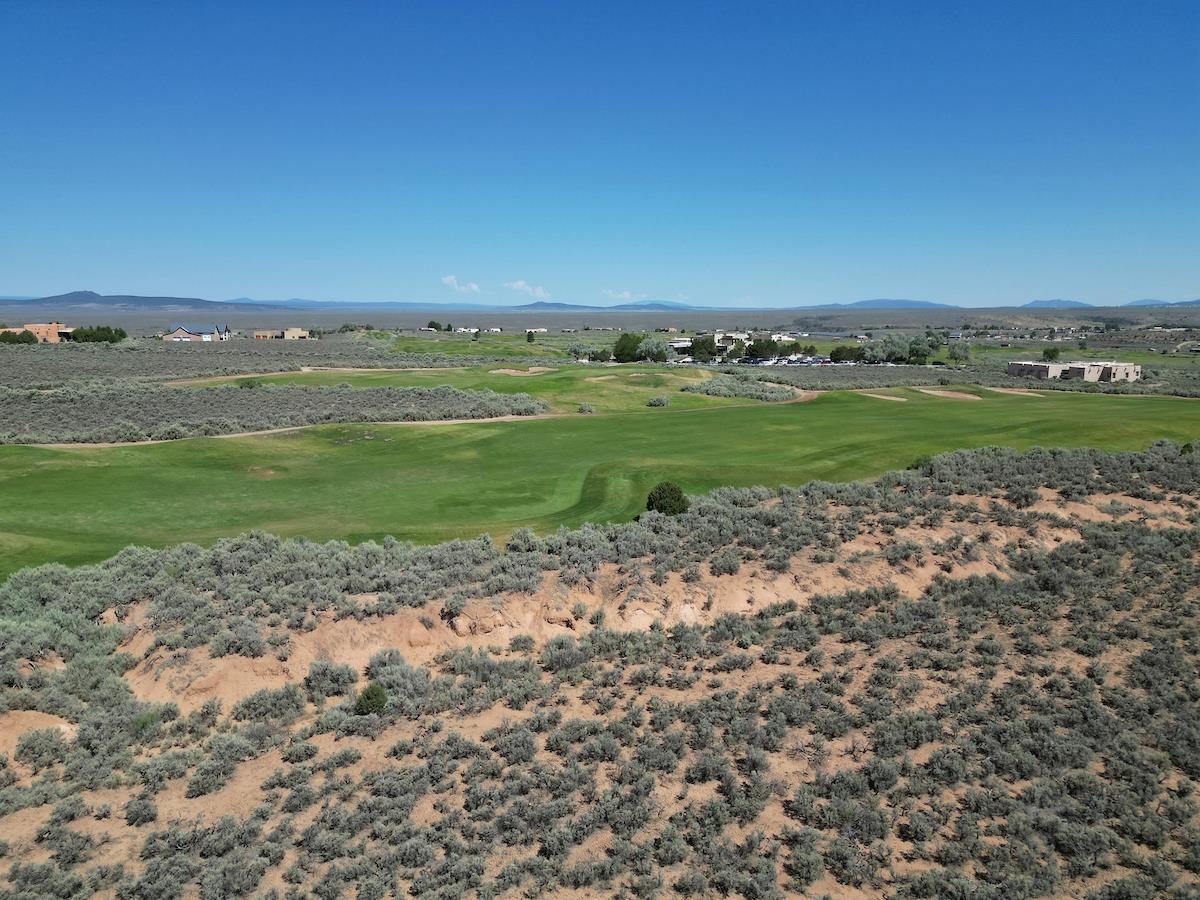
[
  {"xmin": 504, "ymin": 279, "xmax": 550, "ymax": 300},
  {"xmin": 441, "ymin": 275, "xmax": 480, "ymax": 294},
  {"xmin": 602, "ymin": 289, "xmax": 637, "ymax": 301}
]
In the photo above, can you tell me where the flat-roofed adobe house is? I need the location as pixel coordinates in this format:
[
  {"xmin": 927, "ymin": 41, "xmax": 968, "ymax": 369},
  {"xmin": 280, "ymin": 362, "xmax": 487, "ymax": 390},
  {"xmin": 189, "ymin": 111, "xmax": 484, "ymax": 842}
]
[
  {"xmin": 1007, "ymin": 360, "xmax": 1142, "ymax": 382},
  {"xmin": 281, "ymin": 327, "xmax": 311, "ymax": 340},
  {"xmin": 0, "ymin": 322, "xmax": 74, "ymax": 343},
  {"xmin": 163, "ymin": 323, "xmax": 231, "ymax": 342}
]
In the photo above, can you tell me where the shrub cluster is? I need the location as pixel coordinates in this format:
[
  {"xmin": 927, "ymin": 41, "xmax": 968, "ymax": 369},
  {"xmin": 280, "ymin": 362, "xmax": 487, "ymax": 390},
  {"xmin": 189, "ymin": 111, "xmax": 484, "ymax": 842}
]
[
  {"xmin": 681, "ymin": 375, "xmax": 796, "ymax": 401},
  {"xmin": 0, "ymin": 383, "xmax": 547, "ymax": 443},
  {"xmin": 1, "ymin": 443, "xmax": 1199, "ymax": 898},
  {"xmin": 0, "ymin": 337, "xmax": 561, "ymax": 389}
]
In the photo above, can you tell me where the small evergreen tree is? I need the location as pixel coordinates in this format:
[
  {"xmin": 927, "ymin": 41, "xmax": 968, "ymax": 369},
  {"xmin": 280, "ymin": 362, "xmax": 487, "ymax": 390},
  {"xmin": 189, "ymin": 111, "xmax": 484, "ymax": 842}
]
[
  {"xmin": 612, "ymin": 332, "xmax": 643, "ymax": 362},
  {"xmin": 354, "ymin": 682, "xmax": 388, "ymax": 716},
  {"xmin": 646, "ymin": 481, "xmax": 689, "ymax": 515}
]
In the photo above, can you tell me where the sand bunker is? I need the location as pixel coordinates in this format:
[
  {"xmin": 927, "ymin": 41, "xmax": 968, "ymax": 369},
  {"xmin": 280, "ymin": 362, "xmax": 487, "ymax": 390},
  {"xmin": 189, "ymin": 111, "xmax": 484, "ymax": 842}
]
[
  {"xmin": 490, "ymin": 367, "xmax": 556, "ymax": 376},
  {"xmin": 862, "ymin": 393, "xmax": 908, "ymax": 402},
  {"xmin": 585, "ymin": 375, "xmax": 617, "ymax": 382},
  {"xmin": 917, "ymin": 389, "xmax": 981, "ymax": 400},
  {"xmin": 984, "ymin": 387, "xmax": 1043, "ymax": 396}
]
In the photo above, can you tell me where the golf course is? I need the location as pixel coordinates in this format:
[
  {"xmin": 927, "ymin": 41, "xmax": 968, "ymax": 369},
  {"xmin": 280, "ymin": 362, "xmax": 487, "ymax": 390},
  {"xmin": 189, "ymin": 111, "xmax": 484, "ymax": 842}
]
[{"xmin": 3, "ymin": 383, "xmax": 1198, "ymax": 578}]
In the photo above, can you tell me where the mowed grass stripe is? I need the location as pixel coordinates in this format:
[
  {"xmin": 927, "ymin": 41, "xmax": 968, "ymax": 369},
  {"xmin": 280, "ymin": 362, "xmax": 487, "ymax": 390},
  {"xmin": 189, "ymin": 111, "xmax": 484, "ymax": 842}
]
[{"xmin": 2, "ymin": 390, "xmax": 1196, "ymax": 578}]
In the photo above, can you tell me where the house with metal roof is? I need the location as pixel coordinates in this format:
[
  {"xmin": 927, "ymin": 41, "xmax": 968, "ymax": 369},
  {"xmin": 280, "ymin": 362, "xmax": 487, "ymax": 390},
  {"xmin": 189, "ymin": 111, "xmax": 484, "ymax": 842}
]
[{"xmin": 162, "ymin": 323, "xmax": 232, "ymax": 342}]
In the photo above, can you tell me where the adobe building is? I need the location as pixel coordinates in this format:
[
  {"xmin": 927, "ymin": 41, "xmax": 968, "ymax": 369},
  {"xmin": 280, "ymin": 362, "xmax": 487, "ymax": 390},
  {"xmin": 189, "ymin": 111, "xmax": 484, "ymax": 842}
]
[
  {"xmin": 1007, "ymin": 360, "xmax": 1142, "ymax": 382},
  {"xmin": 0, "ymin": 322, "xmax": 74, "ymax": 343}
]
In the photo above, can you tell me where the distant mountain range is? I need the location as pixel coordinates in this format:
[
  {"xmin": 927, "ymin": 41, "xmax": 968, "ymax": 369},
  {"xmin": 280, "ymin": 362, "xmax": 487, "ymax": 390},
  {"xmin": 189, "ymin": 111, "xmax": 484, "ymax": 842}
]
[
  {"xmin": 1124, "ymin": 298, "xmax": 1200, "ymax": 308},
  {"xmin": 802, "ymin": 298, "xmax": 958, "ymax": 310},
  {"xmin": 1, "ymin": 291, "xmax": 288, "ymax": 312},
  {"xmin": 1022, "ymin": 299, "xmax": 1095, "ymax": 309},
  {"xmin": 3, "ymin": 290, "xmax": 1198, "ymax": 313}
]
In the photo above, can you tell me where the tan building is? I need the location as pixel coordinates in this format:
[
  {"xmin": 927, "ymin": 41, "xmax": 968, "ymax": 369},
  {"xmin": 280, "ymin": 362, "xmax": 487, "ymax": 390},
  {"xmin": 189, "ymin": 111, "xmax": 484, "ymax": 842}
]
[
  {"xmin": 0, "ymin": 322, "xmax": 74, "ymax": 343},
  {"xmin": 163, "ymin": 323, "xmax": 231, "ymax": 342},
  {"xmin": 251, "ymin": 327, "xmax": 311, "ymax": 340},
  {"xmin": 1007, "ymin": 360, "xmax": 1142, "ymax": 382}
]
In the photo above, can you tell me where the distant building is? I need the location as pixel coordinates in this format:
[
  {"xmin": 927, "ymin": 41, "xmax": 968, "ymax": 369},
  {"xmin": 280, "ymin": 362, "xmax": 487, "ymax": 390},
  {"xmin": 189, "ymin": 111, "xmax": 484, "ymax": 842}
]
[
  {"xmin": 525, "ymin": 327, "xmax": 548, "ymax": 334},
  {"xmin": 1007, "ymin": 361, "xmax": 1141, "ymax": 382},
  {"xmin": 0, "ymin": 322, "xmax": 74, "ymax": 343},
  {"xmin": 252, "ymin": 327, "xmax": 311, "ymax": 340},
  {"xmin": 163, "ymin": 323, "xmax": 231, "ymax": 342}
]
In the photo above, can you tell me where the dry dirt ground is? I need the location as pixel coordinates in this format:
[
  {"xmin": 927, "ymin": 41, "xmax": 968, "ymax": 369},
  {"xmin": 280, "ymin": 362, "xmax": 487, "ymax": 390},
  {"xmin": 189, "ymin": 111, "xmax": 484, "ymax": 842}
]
[{"xmin": 2, "ymin": 489, "xmax": 1195, "ymax": 899}]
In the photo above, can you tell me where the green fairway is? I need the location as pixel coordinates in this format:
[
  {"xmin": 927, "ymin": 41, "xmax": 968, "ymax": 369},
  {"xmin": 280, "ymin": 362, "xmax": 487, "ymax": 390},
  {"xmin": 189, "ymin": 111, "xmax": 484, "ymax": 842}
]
[
  {"xmin": 225, "ymin": 365, "xmax": 750, "ymax": 414},
  {"xmin": 387, "ymin": 332, "xmax": 566, "ymax": 357},
  {"xmin": 3, "ymin": 387, "xmax": 1198, "ymax": 579}
]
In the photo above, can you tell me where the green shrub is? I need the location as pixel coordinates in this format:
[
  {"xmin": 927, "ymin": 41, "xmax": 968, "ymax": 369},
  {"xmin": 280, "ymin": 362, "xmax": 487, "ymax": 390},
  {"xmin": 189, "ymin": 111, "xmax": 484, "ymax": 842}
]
[
  {"xmin": 646, "ymin": 481, "xmax": 689, "ymax": 516},
  {"xmin": 354, "ymin": 682, "xmax": 388, "ymax": 716}
]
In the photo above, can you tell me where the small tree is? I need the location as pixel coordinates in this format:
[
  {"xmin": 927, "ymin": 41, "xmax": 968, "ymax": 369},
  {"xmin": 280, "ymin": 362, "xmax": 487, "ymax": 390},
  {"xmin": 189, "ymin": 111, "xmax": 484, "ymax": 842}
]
[
  {"xmin": 690, "ymin": 335, "xmax": 718, "ymax": 362},
  {"xmin": 427, "ymin": 320, "xmax": 442, "ymax": 331},
  {"xmin": 947, "ymin": 342, "xmax": 971, "ymax": 363},
  {"xmin": 1043, "ymin": 347, "xmax": 1061, "ymax": 361},
  {"xmin": 830, "ymin": 345, "xmax": 865, "ymax": 362},
  {"xmin": 526, "ymin": 330, "xmax": 535, "ymax": 343},
  {"xmin": 612, "ymin": 332, "xmax": 643, "ymax": 363},
  {"xmin": 354, "ymin": 682, "xmax": 388, "ymax": 716},
  {"xmin": 746, "ymin": 338, "xmax": 779, "ymax": 360},
  {"xmin": 636, "ymin": 337, "xmax": 671, "ymax": 363},
  {"xmin": 646, "ymin": 481, "xmax": 689, "ymax": 516}
]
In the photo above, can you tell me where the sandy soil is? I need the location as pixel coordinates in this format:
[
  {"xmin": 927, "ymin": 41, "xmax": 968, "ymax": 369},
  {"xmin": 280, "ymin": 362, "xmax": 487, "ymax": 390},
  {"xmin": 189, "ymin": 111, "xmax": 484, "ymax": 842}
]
[
  {"xmin": 0, "ymin": 711, "xmax": 77, "ymax": 757},
  {"xmin": 861, "ymin": 392, "xmax": 908, "ymax": 402},
  {"xmin": 983, "ymin": 386, "xmax": 1044, "ymax": 396},
  {"xmin": 6, "ymin": 487, "xmax": 1196, "ymax": 898},
  {"xmin": 917, "ymin": 388, "xmax": 981, "ymax": 400},
  {"xmin": 489, "ymin": 366, "xmax": 556, "ymax": 376},
  {"xmin": 167, "ymin": 366, "xmax": 467, "ymax": 386}
]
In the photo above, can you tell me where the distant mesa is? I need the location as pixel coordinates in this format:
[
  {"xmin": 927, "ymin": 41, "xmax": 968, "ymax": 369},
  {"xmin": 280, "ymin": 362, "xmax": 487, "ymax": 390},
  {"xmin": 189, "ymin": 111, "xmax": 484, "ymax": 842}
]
[
  {"xmin": 1021, "ymin": 299, "xmax": 1095, "ymax": 309},
  {"xmin": 804, "ymin": 298, "xmax": 959, "ymax": 310},
  {"xmin": 513, "ymin": 300, "xmax": 700, "ymax": 312},
  {"xmin": 1124, "ymin": 298, "xmax": 1200, "ymax": 308},
  {"xmin": 3, "ymin": 290, "xmax": 1198, "ymax": 313},
  {"xmin": 2, "ymin": 291, "xmax": 286, "ymax": 312}
]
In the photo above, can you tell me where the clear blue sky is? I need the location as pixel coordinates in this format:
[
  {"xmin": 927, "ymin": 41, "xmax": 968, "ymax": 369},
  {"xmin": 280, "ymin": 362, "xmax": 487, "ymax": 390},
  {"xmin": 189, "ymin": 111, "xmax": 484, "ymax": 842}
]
[{"xmin": 2, "ymin": 0, "xmax": 1196, "ymax": 307}]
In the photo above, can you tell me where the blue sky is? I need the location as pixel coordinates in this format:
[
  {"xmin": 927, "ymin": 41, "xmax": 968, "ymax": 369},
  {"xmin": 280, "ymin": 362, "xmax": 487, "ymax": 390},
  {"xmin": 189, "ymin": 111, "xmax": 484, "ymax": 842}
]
[{"xmin": 1, "ymin": 0, "xmax": 1196, "ymax": 307}]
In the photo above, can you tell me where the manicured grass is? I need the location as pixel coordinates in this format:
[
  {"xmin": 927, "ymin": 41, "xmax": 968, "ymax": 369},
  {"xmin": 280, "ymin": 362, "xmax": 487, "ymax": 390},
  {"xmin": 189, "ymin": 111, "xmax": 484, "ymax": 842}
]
[
  {"xmin": 2, "ymin": 388, "xmax": 1198, "ymax": 579},
  {"xmin": 233, "ymin": 365, "xmax": 746, "ymax": 414},
  {"xmin": 388, "ymin": 332, "xmax": 564, "ymax": 357}
]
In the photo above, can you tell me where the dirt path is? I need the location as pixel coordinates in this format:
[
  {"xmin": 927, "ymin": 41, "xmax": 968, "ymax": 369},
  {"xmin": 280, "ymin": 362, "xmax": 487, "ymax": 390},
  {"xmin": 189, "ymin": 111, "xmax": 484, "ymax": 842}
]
[
  {"xmin": 166, "ymin": 365, "xmax": 475, "ymax": 386},
  {"xmin": 25, "ymin": 413, "xmax": 563, "ymax": 449}
]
